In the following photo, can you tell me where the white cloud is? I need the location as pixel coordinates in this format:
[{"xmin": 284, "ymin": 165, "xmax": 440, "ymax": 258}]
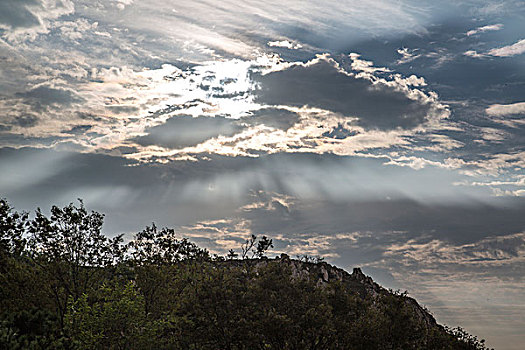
[
  {"xmin": 473, "ymin": 176, "xmax": 525, "ymax": 187},
  {"xmin": 385, "ymin": 156, "xmax": 466, "ymax": 171},
  {"xmin": 486, "ymin": 101, "xmax": 525, "ymax": 116},
  {"xmin": 349, "ymin": 53, "xmax": 391, "ymax": 74},
  {"xmin": 114, "ymin": 0, "xmax": 134, "ymax": 10},
  {"xmin": 466, "ymin": 23, "xmax": 503, "ymax": 36},
  {"xmin": 46, "ymin": 18, "xmax": 100, "ymax": 42},
  {"xmin": 125, "ymin": 54, "xmax": 452, "ymax": 163},
  {"xmin": 381, "ymin": 232, "xmax": 525, "ymax": 276},
  {"xmin": 463, "ymin": 50, "xmax": 486, "ymax": 58},
  {"xmin": 465, "ymin": 38, "xmax": 525, "ymax": 59},
  {"xmin": 491, "ymin": 187, "xmax": 525, "ymax": 197},
  {"xmin": 479, "ymin": 127, "xmax": 507, "ymax": 142},
  {"xmin": 459, "ymin": 152, "xmax": 525, "ymax": 177},
  {"xmin": 488, "ymin": 38, "xmax": 525, "ymax": 57},
  {"xmin": 83, "ymin": 0, "xmax": 429, "ymax": 61},
  {"xmin": 396, "ymin": 47, "xmax": 420, "ymax": 64},
  {"xmin": 267, "ymin": 40, "xmax": 303, "ymax": 50}
]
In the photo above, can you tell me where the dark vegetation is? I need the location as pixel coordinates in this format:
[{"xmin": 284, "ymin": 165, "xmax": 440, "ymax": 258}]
[{"xmin": 0, "ymin": 198, "xmax": 493, "ymax": 349}]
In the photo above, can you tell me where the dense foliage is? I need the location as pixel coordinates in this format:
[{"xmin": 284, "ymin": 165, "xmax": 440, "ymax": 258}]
[{"xmin": 0, "ymin": 198, "xmax": 492, "ymax": 349}]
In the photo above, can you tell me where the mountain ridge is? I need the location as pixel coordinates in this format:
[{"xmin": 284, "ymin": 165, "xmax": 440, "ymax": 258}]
[{"xmin": 220, "ymin": 253, "xmax": 439, "ymax": 329}]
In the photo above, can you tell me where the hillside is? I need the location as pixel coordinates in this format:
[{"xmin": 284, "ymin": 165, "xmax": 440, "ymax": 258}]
[
  {"xmin": 0, "ymin": 199, "xmax": 492, "ymax": 349},
  {"xmin": 238, "ymin": 254, "xmax": 439, "ymax": 328}
]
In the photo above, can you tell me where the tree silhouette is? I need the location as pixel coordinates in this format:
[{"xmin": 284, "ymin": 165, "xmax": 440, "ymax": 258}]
[
  {"xmin": 26, "ymin": 199, "xmax": 124, "ymax": 326},
  {"xmin": 0, "ymin": 198, "xmax": 27, "ymax": 259},
  {"xmin": 0, "ymin": 197, "xmax": 493, "ymax": 350},
  {"xmin": 240, "ymin": 234, "xmax": 273, "ymax": 259}
]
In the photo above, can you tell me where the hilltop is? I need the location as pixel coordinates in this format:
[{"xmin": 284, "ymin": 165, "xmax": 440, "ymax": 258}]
[
  {"xmin": 235, "ymin": 254, "xmax": 438, "ymax": 328},
  {"xmin": 0, "ymin": 198, "xmax": 491, "ymax": 349}
]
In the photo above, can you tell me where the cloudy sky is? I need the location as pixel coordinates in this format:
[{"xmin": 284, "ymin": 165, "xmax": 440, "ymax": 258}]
[{"xmin": 1, "ymin": 0, "xmax": 524, "ymax": 348}]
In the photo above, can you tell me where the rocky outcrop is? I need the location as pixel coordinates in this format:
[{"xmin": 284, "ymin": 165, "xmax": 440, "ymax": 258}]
[{"xmin": 225, "ymin": 254, "xmax": 439, "ymax": 331}]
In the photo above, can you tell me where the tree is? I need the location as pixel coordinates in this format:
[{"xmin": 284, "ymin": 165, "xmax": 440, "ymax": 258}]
[
  {"xmin": 240, "ymin": 234, "xmax": 273, "ymax": 259},
  {"xmin": 65, "ymin": 282, "xmax": 153, "ymax": 350},
  {"xmin": 255, "ymin": 236, "xmax": 273, "ymax": 258},
  {"xmin": 226, "ymin": 249, "xmax": 238, "ymax": 260},
  {"xmin": 0, "ymin": 196, "xmax": 494, "ymax": 350},
  {"xmin": 0, "ymin": 199, "xmax": 48, "ymax": 315},
  {"xmin": 127, "ymin": 224, "xmax": 209, "ymax": 265},
  {"xmin": 26, "ymin": 200, "xmax": 125, "ymax": 326},
  {"xmin": 126, "ymin": 224, "xmax": 210, "ymax": 317},
  {"xmin": 0, "ymin": 198, "xmax": 28, "ymax": 259},
  {"xmin": 0, "ymin": 309, "xmax": 69, "ymax": 350}
]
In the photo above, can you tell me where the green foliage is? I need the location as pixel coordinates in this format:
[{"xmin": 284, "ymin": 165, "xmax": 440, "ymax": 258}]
[
  {"xmin": 127, "ymin": 223, "xmax": 210, "ymax": 265},
  {"xmin": 297, "ymin": 254, "xmax": 325, "ymax": 263},
  {"xmin": 240, "ymin": 234, "xmax": 273, "ymax": 259},
  {"xmin": 0, "ymin": 199, "xmax": 52, "ymax": 315},
  {"xmin": 25, "ymin": 200, "xmax": 125, "ymax": 326},
  {"xmin": 27, "ymin": 199, "xmax": 125, "ymax": 268},
  {"xmin": 65, "ymin": 282, "xmax": 154, "ymax": 350},
  {"xmin": 0, "ymin": 309, "xmax": 68, "ymax": 349},
  {"xmin": 0, "ymin": 198, "xmax": 27, "ymax": 258},
  {"xmin": 126, "ymin": 224, "xmax": 211, "ymax": 317},
  {"xmin": 0, "ymin": 254, "xmax": 49, "ymax": 313},
  {"xmin": 0, "ymin": 197, "xmax": 492, "ymax": 350},
  {"xmin": 446, "ymin": 327, "xmax": 494, "ymax": 350},
  {"xmin": 226, "ymin": 249, "xmax": 238, "ymax": 260}
]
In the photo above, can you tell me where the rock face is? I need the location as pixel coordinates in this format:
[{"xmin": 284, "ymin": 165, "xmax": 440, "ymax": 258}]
[
  {"xmin": 276, "ymin": 254, "xmax": 381, "ymax": 292},
  {"xmin": 297, "ymin": 257, "xmax": 438, "ymax": 329},
  {"xmin": 294, "ymin": 257, "xmax": 439, "ymax": 330},
  {"xmin": 229, "ymin": 254, "xmax": 439, "ymax": 331}
]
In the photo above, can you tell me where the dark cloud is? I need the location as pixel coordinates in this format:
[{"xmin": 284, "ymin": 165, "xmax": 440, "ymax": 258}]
[
  {"xmin": 0, "ymin": 133, "xmax": 67, "ymax": 148},
  {"xmin": 14, "ymin": 114, "xmax": 39, "ymax": 128},
  {"xmin": 76, "ymin": 112, "xmax": 115, "ymax": 124},
  {"xmin": 2, "ymin": 148, "xmax": 523, "ymax": 246},
  {"xmin": 244, "ymin": 197, "xmax": 525, "ymax": 245},
  {"xmin": 63, "ymin": 124, "xmax": 92, "ymax": 135},
  {"xmin": 106, "ymin": 105, "xmax": 140, "ymax": 114},
  {"xmin": 242, "ymin": 108, "xmax": 301, "ymax": 130},
  {"xmin": 322, "ymin": 123, "xmax": 359, "ymax": 139},
  {"xmin": 133, "ymin": 115, "xmax": 243, "ymax": 149},
  {"xmin": 0, "ymin": 147, "xmax": 251, "ymax": 233},
  {"xmin": 346, "ymin": 20, "xmax": 525, "ymax": 104},
  {"xmin": 0, "ymin": 0, "xmax": 40, "ymax": 29},
  {"xmin": 253, "ymin": 59, "xmax": 431, "ymax": 130},
  {"xmin": 16, "ymin": 85, "xmax": 82, "ymax": 106}
]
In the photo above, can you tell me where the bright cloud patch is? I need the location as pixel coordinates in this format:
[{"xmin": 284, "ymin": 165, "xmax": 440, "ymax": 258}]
[
  {"xmin": 121, "ymin": 54, "xmax": 454, "ymax": 163},
  {"xmin": 0, "ymin": 50, "xmax": 454, "ymax": 163},
  {"xmin": 486, "ymin": 101, "xmax": 525, "ymax": 116},
  {"xmin": 488, "ymin": 38, "xmax": 525, "ymax": 57},
  {"xmin": 466, "ymin": 23, "xmax": 503, "ymax": 36},
  {"xmin": 267, "ymin": 40, "xmax": 303, "ymax": 50},
  {"xmin": 396, "ymin": 47, "xmax": 420, "ymax": 64}
]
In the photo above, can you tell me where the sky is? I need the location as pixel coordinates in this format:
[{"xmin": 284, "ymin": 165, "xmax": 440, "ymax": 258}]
[{"xmin": 0, "ymin": 0, "xmax": 524, "ymax": 348}]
